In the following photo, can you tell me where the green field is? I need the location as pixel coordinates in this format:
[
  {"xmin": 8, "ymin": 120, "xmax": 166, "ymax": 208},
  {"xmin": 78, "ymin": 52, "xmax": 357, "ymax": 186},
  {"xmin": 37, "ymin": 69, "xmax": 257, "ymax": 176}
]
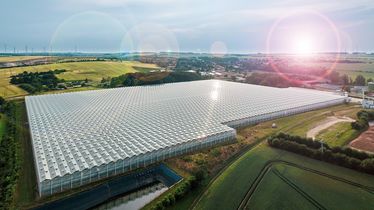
[
  {"xmin": 246, "ymin": 168, "xmax": 317, "ymax": 210},
  {"xmin": 0, "ymin": 61, "xmax": 160, "ymax": 98},
  {"xmin": 316, "ymin": 122, "xmax": 361, "ymax": 147},
  {"xmin": 0, "ymin": 114, "xmax": 6, "ymax": 140},
  {"xmin": 13, "ymin": 101, "xmax": 38, "ymax": 208},
  {"xmin": 248, "ymin": 163, "xmax": 374, "ymax": 210},
  {"xmin": 194, "ymin": 143, "xmax": 374, "ymax": 210}
]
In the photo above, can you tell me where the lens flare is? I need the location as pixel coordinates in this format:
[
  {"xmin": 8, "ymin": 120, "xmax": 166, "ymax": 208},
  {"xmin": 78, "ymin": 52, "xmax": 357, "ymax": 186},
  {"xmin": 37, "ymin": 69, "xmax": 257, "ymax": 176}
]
[
  {"xmin": 266, "ymin": 10, "xmax": 341, "ymax": 83},
  {"xmin": 293, "ymin": 36, "xmax": 315, "ymax": 55}
]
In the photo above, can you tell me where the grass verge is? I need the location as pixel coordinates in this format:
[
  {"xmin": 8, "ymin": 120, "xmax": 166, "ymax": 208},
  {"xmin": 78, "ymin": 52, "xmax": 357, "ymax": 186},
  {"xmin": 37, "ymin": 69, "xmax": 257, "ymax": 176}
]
[{"xmin": 316, "ymin": 122, "xmax": 361, "ymax": 147}]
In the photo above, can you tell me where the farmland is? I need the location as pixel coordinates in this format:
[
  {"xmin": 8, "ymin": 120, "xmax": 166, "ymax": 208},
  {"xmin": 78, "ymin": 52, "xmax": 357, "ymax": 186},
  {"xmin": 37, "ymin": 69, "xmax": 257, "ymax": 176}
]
[
  {"xmin": 190, "ymin": 104, "xmax": 372, "ymax": 210},
  {"xmin": 193, "ymin": 143, "xmax": 374, "ymax": 210},
  {"xmin": 297, "ymin": 54, "xmax": 374, "ymax": 80},
  {"xmin": 0, "ymin": 56, "xmax": 49, "ymax": 63},
  {"xmin": 247, "ymin": 162, "xmax": 374, "ymax": 210},
  {"xmin": 143, "ymin": 103, "xmax": 371, "ymax": 210},
  {"xmin": 350, "ymin": 126, "xmax": 374, "ymax": 153},
  {"xmin": 0, "ymin": 61, "xmax": 160, "ymax": 98}
]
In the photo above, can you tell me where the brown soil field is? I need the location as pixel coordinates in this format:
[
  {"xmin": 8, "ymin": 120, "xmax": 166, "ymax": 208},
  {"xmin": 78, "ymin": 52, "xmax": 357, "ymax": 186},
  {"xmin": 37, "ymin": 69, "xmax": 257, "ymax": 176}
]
[{"xmin": 349, "ymin": 126, "xmax": 374, "ymax": 153}]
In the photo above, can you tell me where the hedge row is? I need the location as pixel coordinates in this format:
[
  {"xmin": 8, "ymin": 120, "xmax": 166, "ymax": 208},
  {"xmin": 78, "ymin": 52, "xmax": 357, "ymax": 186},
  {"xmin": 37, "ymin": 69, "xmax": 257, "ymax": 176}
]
[
  {"xmin": 268, "ymin": 133, "xmax": 374, "ymax": 174},
  {"xmin": 0, "ymin": 100, "xmax": 20, "ymax": 209},
  {"xmin": 151, "ymin": 170, "xmax": 206, "ymax": 210}
]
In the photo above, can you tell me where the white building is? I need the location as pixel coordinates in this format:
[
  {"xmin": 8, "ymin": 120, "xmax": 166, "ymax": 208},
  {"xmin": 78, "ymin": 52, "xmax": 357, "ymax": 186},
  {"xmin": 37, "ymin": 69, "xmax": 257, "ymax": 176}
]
[{"xmin": 25, "ymin": 80, "xmax": 348, "ymax": 196}]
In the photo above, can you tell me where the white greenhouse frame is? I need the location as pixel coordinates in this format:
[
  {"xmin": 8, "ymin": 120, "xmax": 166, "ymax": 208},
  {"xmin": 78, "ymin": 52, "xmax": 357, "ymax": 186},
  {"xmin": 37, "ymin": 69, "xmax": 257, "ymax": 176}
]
[{"xmin": 25, "ymin": 80, "xmax": 348, "ymax": 196}]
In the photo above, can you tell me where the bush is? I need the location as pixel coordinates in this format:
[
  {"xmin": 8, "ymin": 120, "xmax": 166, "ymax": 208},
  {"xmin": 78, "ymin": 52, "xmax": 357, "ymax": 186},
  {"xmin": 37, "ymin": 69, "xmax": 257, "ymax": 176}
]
[
  {"xmin": 210, "ymin": 148, "xmax": 221, "ymax": 157},
  {"xmin": 267, "ymin": 133, "xmax": 374, "ymax": 175},
  {"xmin": 360, "ymin": 158, "xmax": 374, "ymax": 174},
  {"xmin": 351, "ymin": 110, "xmax": 374, "ymax": 131},
  {"xmin": 151, "ymin": 172, "xmax": 205, "ymax": 210}
]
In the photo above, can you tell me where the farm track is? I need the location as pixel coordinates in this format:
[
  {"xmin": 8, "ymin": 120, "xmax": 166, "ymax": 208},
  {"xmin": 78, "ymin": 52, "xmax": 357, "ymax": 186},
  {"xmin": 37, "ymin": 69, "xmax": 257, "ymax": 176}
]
[
  {"xmin": 272, "ymin": 168, "xmax": 326, "ymax": 210},
  {"xmin": 238, "ymin": 160, "xmax": 374, "ymax": 210}
]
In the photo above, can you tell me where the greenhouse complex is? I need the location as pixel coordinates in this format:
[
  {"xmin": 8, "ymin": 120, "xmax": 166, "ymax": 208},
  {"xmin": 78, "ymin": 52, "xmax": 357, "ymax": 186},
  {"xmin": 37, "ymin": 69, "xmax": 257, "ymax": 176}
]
[{"xmin": 25, "ymin": 80, "xmax": 348, "ymax": 196}]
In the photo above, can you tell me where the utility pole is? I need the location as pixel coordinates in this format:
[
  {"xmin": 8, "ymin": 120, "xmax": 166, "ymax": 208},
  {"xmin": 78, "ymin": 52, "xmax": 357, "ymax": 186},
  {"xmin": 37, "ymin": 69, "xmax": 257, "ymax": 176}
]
[
  {"xmin": 25, "ymin": 45, "xmax": 28, "ymax": 54},
  {"xmin": 4, "ymin": 44, "xmax": 7, "ymax": 53},
  {"xmin": 13, "ymin": 47, "xmax": 16, "ymax": 54}
]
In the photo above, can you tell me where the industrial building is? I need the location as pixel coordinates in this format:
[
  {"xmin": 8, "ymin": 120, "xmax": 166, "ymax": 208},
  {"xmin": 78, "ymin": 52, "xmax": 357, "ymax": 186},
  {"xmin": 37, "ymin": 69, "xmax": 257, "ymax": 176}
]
[{"xmin": 25, "ymin": 80, "xmax": 348, "ymax": 196}]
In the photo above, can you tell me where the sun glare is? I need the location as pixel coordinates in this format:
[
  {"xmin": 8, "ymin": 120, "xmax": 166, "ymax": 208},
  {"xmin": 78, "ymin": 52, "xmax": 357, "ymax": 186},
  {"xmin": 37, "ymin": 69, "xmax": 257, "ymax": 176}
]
[{"xmin": 293, "ymin": 36, "xmax": 315, "ymax": 55}]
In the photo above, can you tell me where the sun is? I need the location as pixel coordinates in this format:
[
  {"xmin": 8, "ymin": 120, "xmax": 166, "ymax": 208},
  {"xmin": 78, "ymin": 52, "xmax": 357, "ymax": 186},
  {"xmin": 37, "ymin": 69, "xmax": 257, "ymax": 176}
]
[{"xmin": 293, "ymin": 36, "xmax": 316, "ymax": 55}]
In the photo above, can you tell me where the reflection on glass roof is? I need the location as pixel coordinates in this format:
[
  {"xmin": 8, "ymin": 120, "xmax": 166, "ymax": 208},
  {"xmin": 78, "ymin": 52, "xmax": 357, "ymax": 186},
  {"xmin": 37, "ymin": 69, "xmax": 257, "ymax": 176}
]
[{"xmin": 25, "ymin": 80, "xmax": 346, "ymax": 181}]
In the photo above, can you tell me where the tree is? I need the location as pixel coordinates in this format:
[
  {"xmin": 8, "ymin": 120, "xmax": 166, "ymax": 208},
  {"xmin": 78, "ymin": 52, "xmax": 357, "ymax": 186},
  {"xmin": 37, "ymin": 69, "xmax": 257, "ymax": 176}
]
[
  {"xmin": 0, "ymin": 97, "xmax": 5, "ymax": 106},
  {"xmin": 368, "ymin": 78, "xmax": 373, "ymax": 83},
  {"xmin": 328, "ymin": 71, "xmax": 341, "ymax": 84},
  {"xmin": 341, "ymin": 74, "xmax": 350, "ymax": 85},
  {"xmin": 360, "ymin": 158, "xmax": 374, "ymax": 173},
  {"xmin": 354, "ymin": 75, "xmax": 366, "ymax": 86}
]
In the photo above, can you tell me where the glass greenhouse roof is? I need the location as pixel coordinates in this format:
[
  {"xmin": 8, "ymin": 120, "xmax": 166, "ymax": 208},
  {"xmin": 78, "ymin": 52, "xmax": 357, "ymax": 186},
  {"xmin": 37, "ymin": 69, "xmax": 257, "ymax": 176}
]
[{"xmin": 25, "ymin": 80, "xmax": 346, "ymax": 181}]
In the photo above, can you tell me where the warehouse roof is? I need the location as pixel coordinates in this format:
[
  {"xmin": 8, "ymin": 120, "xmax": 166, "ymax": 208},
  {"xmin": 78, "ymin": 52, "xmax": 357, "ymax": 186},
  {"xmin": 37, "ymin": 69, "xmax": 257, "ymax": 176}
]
[{"xmin": 26, "ymin": 80, "xmax": 346, "ymax": 181}]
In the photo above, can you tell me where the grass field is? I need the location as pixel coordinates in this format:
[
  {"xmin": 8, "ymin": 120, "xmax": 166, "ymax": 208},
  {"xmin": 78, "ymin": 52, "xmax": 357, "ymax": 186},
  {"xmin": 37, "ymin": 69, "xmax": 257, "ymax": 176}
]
[
  {"xmin": 0, "ymin": 61, "xmax": 160, "ymax": 98},
  {"xmin": 13, "ymin": 101, "xmax": 38, "ymax": 208},
  {"xmin": 303, "ymin": 59, "xmax": 374, "ymax": 79},
  {"xmin": 248, "ymin": 163, "xmax": 374, "ymax": 210},
  {"xmin": 241, "ymin": 103, "xmax": 360, "ymax": 139},
  {"xmin": 246, "ymin": 168, "xmax": 317, "ymax": 210},
  {"xmin": 316, "ymin": 122, "xmax": 361, "ymax": 147},
  {"xmin": 283, "ymin": 106, "xmax": 360, "ymax": 138},
  {"xmin": 194, "ymin": 143, "xmax": 374, "ymax": 210},
  {"xmin": 0, "ymin": 56, "xmax": 49, "ymax": 63}
]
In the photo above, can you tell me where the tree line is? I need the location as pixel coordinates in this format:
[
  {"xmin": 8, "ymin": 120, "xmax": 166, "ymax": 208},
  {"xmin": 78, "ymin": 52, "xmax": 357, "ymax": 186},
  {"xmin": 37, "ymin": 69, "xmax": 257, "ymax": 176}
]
[
  {"xmin": 246, "ymin": 70, "xmax": 373, "ymax": 89},
  {"xmin": 0, "ymin": 97, "xmax": 20, "ymax": 209},
  {"xmin": 245, "ymin": 72, "xmax": 302, "ymax": 88},
  {"xmin": 101, "ymin": 72, "xmax": 208, "ymax": 88},
  {"xmin": 327, "ymin": 71, "xmax": 372, "ymax": 86},
  {"xmin": 10, "ymin": 69, "xmax": 66, "ymax": 93},
  {"xmin": 267, "ymin": 133, "xmax": 374, "ymax": 174}
]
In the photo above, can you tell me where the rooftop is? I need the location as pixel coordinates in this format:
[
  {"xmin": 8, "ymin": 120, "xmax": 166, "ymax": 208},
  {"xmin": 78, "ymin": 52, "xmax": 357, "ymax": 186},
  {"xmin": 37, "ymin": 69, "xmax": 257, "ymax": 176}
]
[{"xmin": 26, "ymin": 80, "xmax": 346, "ymax": 181}]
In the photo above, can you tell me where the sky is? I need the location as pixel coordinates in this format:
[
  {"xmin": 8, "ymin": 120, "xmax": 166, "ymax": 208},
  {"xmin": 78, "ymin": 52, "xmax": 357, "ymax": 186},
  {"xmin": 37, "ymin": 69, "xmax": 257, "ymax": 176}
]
[{"xmin": 1, "ymin": 0, "xmax": 374, "ymax": 53}]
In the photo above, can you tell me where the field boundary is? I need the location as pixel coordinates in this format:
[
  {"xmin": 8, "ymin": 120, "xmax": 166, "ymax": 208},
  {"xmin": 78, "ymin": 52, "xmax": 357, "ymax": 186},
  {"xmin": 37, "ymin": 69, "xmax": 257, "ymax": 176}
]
[
  {"xmin": 189, "ymin": 139, "xmax": 265, "ymax": 210},
  {"xmin": 238, "ymin": 160, "xmax": 374, "ymax": 209},
  {"xmin": 272, "ymin": 169, "xmax": 326, "ymax": 210}
]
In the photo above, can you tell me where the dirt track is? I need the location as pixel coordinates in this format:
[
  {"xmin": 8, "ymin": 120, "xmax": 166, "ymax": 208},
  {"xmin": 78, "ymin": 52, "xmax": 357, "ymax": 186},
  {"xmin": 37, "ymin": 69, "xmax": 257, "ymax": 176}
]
[
  {"xmin": 306, "ymin": 116, "xmax": 355, "ymax": 139},
  {"xmin": 350, "ymin": 126, "xmax": 374, "ymax": 153}
]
